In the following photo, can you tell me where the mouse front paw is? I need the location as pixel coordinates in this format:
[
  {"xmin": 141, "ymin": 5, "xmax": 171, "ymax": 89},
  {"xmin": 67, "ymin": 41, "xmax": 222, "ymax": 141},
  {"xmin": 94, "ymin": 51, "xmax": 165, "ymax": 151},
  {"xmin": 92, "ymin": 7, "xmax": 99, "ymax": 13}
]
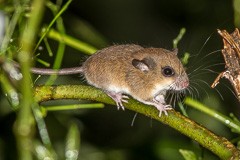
[
  {"xmin": 105, "ymin": 91, "xmax": 129, "ymax": 110},
  {"xmin": 154, "ymin": 104, "xmax": 172, "ymax": 117}
]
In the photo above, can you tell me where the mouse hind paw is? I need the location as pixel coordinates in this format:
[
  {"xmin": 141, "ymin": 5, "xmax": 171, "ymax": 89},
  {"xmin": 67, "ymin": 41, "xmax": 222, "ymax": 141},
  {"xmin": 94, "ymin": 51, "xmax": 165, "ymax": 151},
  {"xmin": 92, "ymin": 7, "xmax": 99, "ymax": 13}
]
[
  {"xmin": 105, "ymin": 91, "xmax": 129, "ymax": 111},
  {"xmin": 155, "ymin": 104, "xmax": 172, "ymax": 117}
]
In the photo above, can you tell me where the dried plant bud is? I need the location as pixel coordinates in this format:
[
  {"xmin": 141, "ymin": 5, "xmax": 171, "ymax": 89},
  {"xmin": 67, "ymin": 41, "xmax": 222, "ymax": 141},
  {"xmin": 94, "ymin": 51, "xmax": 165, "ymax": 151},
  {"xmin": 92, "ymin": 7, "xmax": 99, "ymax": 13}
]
[{"xmin": 211, "ymin": 28, "xmax": 240, "ymax": 101}]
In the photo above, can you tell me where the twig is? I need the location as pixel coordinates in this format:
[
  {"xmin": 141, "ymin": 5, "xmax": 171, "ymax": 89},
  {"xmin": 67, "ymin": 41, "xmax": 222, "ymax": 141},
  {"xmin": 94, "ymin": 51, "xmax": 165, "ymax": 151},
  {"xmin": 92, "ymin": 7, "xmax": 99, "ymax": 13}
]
[{"xmin": 34, "ymin": 85, "xmax": 240, "ymax": 160}]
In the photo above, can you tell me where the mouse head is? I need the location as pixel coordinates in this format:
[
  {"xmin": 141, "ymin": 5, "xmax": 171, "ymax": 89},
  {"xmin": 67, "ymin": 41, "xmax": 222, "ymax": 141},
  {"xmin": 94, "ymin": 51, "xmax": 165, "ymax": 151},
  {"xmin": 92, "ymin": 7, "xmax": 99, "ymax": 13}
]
[{"xmin": 131, "ymin": 48, "xmax": 189, "ymax": 93}]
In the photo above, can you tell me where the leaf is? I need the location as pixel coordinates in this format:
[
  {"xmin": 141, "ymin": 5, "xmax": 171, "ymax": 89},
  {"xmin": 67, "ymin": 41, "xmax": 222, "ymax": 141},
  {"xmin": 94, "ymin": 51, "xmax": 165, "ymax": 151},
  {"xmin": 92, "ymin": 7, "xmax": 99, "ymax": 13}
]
[
  {"xmin": 65, "ymin": 124, "xmax": 80, "ymax": 160},
  {"xmin": 179, "ymin": 149, "xmax": 197, "ymax": 160},
  {"xmin": 33, "ymin": 140, "xmax": 56, "ymax": 160}
]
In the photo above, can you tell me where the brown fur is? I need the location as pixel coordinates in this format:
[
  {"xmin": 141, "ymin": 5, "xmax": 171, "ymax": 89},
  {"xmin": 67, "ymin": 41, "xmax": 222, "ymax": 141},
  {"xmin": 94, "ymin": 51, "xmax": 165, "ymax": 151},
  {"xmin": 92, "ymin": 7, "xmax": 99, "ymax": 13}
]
[{"xmin": 83, "ymin": 44, "xmax": 188, "ymax": 104}]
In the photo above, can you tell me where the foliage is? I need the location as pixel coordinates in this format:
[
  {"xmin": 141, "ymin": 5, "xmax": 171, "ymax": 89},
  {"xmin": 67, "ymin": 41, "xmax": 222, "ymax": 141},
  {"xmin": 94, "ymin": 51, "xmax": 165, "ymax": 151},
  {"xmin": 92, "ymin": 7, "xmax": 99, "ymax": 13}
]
[{"xmin": 0, "ymin": 0, "xmax": 240, "ymax": 160}]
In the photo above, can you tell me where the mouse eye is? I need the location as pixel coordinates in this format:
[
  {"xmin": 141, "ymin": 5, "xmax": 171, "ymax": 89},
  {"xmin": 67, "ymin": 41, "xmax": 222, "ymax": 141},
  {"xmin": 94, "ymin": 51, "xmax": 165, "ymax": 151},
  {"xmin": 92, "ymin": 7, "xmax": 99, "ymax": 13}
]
[{"xmin": 162, "ymin": 66, "xmax": 175, "ymax": 77}]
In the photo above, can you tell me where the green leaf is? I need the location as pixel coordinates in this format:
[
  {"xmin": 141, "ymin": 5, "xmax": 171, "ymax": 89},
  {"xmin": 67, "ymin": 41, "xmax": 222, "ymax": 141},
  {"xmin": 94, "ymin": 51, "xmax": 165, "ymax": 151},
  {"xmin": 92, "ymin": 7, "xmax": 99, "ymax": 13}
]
[
  {"xmin": 65, "ymin": 124, "xmax": 80, "ymax": 160},
  {"xmin": 33, "ymin": 140, "xmax": 56, "ymax": 160},
  {"xmin": 179, "ymin": 149, "xmax": 197, "ymax": 160}
]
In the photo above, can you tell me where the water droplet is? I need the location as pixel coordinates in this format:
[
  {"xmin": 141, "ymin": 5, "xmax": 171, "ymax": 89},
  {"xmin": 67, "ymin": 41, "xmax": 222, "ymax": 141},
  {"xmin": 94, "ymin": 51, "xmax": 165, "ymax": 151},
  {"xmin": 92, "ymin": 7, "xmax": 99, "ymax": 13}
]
[
  {"xmin": 10, "ymin": 69, "xmax": 23, "ymax": 80},
  {"xmin": 38, "ymin": 46, "xmax": 44, "ymax": 51},
  {"xmin": 225, "ymin": 120, "xmax": 230, "ymax": 124},
  {"xmin": 66, "ymin": 150, "xmax": 78, "ymax": 159},
  {"xmin": 10, "ymin": 92, "xmax": 19, "ymax": 106}
]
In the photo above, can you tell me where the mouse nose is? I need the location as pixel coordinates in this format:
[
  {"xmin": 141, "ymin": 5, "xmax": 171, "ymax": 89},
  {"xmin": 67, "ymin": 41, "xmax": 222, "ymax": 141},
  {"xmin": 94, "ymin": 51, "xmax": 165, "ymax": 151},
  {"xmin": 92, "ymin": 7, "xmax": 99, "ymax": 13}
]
[{"xmin": 180, "ymin": 80, "xmax": 189, "ymax": 88}]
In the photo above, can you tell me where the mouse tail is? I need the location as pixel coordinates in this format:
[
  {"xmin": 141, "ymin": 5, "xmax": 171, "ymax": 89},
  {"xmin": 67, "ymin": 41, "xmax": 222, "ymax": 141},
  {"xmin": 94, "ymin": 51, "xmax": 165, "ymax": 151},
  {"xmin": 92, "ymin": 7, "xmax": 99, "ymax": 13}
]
[
  {"xmin": 30, "ymin": 67, "xmax": 84, "ymax": 75},
  {"xmin": 12, "ymin": 61, "xmax": 84, "ymax": 75}
]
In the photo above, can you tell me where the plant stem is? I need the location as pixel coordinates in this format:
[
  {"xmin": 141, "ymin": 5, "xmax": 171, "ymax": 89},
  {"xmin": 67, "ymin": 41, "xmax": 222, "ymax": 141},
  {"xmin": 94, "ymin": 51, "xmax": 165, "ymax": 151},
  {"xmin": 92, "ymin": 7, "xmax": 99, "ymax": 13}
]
[
  {"xmin": 43, "ymin": 103, "xmax": 104, "ymax": 111},
  {"xmin": 14, "ymin": 0, "xmax": 45, "ymax": 159},
  {"xmin": 0, "ymin": 72, "xmax": 19, "ymax": 110},
  {"xmin": 185, "ymin": 97, "xmax": 240, "ymax": 133},
  {"xmin": 65, "ymin": 124, "xmax": 80, "ymax": 160},
  {"xmin": 45, "ymin": 0, "xmax": 68, "ymax": 85},
  {"xmin": 33, "ymin": 0, "xmax": 72, "ymax": 53},
  {"xmin": 47, "ymin": 28, "xmax": 98, "ymax": 55},
  {"xmin": 32, "ymin": 102, "xmax": 52, "ymax": 147},
  {"xmin": 173, "ymin": 27, "xmax": 186, "ymax": 48},
  {"xmin": 0, "ymin": 2, "xmax": 22, "ymax": 54},
  {"xmin": 33, "ymin": 85, "xmax": 240, "ymax": 160},
  {"xmin": 233, "ymin": 0, "xmax": 240, "ymax": 28}
]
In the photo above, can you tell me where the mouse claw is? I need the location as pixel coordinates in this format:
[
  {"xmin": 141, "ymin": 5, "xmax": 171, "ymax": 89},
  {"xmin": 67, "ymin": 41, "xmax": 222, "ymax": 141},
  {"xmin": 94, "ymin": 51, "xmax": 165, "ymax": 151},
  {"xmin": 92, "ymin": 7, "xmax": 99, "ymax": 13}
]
[
  {"xmin": 116, "ymin": 101, "xmax": 125, "ymax": 111},
  {"xmin": 122, "ymin": 95, "xmax": 129, "ymax": 99},
  {"xmin": 106, "ymin": 91, "xmax": 128, "ymax": 111},
  {"xmin": 154, "ymin": 104, "xmax": 172, "ymax": 117}
]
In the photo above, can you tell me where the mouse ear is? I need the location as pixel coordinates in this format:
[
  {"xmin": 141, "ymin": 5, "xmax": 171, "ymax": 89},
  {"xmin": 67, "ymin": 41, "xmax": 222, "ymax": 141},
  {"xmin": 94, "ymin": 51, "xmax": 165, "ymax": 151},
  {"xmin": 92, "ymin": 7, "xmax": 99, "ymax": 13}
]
[
  {"xmin": 172, "ymin": 48, "xmax": 178, "ymax": 55},
  {"xmin": 132, "ymin": 59, "xmax": 149, "ymax": 72}
]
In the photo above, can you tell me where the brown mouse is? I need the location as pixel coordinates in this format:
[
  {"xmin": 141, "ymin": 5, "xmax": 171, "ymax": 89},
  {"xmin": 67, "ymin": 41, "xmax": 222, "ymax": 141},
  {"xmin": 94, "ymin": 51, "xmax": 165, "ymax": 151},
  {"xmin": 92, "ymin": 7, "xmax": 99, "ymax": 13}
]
[{"xmin": 20, "ymin": 44, "xmax": 189, "ymax": 116}]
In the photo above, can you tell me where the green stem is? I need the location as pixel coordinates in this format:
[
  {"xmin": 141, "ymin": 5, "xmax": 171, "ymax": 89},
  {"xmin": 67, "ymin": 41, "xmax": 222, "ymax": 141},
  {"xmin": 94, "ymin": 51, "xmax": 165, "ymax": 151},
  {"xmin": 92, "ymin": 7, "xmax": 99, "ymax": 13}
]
[
  {"xmin": 173, "ymin": 27, "xmax": 186, "ymax": 48},
  {"xmin": 185, "ymin": 97, "xmax": 240, "ymax": 133},
  {"xmin": 33, "ymin": 85, "xmax": 240, "ymax": 160},
  {"xmin": 47, "ymin": 28, "xmax": 98, "ymax": 55},
  {"xmin": 36, "ymin": 58, "xmax": 50, "ymax": 67},
  {"xmin": 0, "ymin": 72, "xmax": 19, "ymax": 110},
  {"xmin": 15, "ymin": 0, "xmax": 45, "ymax": 160},
  {"xmin": 33, "ymin": 0, "xmax": 72, "ymax": 53},
  {"xmin": 65, "ymin": 124, "xmax": 80, "ymax": 160},
  {"xmin": 45, "ymin": 0, "xmax": 67, "ymax": 85},
  {"xmin": 43, "ymin": 103, "xmax": 104, "ymax": 111},
  {"xmin": 233, "ymin": 0, "xmax": 240, "ymax": 28},
  {"xmin": 178, "ymin": 102, "xmax": 188, "ymax": 117},
  {"xmin": 43, "ymin": 38, "xmax": 53, "ymax": 57},
  {"xmin": 32, "ymin": 102, "xmax": 52, "ymax": 147},
  {"xmin": 0, "ymin": 2, "xmax": 22, "ymax": 54}
]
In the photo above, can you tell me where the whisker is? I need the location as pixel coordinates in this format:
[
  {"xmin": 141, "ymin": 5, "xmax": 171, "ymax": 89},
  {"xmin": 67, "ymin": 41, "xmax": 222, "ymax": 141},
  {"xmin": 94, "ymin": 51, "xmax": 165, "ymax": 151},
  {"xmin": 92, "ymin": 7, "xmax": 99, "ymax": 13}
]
[
  {"xmin": 197, "ymin": 49, "xmax": 222, "ymax": 63},
  {"xmin": 188, "ymin": 87, "xmax": 197, "ymax": 100},
  {"xmin": 187, "ymin": 55, "xmax": 223, "ymax": 78},
  {"xmin": 131, "ymin": 113, "xmax": 138, "ymax": 127},
  {"xmin": 214, "ymin": 87, "xmax": 224, "ymax": 101},
  {"xmin": 195, "ymin": 79, "xmax": 212, "ymax": 88},
  {"xmin": 221, "ymin": 83, "xmax": 238, "ymax": 100},
  {"xmin": 173, "ymin": 93, "xmax": 177, "ymax": 107},
  {"xmin": 201, "ymin": 62, "xmax": 225, "ymax": 70},
  {"xmin": 187, "ymin": 60, "xmax": 223, "ymax": 76},
  {"xmin": 190, "ymin": 33, "xmax": 213, "ymax": 64},
  {"xmin": 187, "ymin": 64, "xmax": 206, "ymax": 76},
  {"xmin": 150, "ymin": 117, "xmax": 153, "ymax": 128},
  {"xmin": 186, "ymin": 85, "xmax": 192, "ymax": 95},
  {"xmin": 169, "ymin": 92, "xmax": 175, "ymax": 105},
  {"xmin": 188, "ymin": 82, "xmax": 200, "ymax": 99},
  {"xmin": 186, "ymin": 87, "xmax": 194, "ymax": 98},
  {"xmin": 189, "ymin": 70, "xmax": 220, "ymax": 79},
  {"xmin": 192, "ymin": 79, "xmax": 210, "ymax": 99},
  {"xmin": 165, "ymin": 92, "xmax": 171, "ymax": 100},
  {"xmin": 198, "ymin": 34, "xmax": 212, "ymax": 54}
]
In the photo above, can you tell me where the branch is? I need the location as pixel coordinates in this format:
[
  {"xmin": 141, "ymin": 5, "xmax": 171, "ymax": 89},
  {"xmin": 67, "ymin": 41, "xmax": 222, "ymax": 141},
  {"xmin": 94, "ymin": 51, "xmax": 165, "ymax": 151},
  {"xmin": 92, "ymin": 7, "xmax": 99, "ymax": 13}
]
[{"xmin": 34, "ymin": 85, "xmax": 240, "ymax": 160}]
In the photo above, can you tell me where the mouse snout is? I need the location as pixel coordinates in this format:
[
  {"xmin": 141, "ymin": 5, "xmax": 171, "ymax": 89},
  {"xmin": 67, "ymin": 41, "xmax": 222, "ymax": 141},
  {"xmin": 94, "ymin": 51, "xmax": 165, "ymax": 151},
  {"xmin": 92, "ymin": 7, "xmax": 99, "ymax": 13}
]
[
  {"xmin": 180, "ymin": 80, "xmax": 189, "ymax": 89},
  {"xmin": 174, "ymin": 76, "xmax": 189, "ymax": 90}
]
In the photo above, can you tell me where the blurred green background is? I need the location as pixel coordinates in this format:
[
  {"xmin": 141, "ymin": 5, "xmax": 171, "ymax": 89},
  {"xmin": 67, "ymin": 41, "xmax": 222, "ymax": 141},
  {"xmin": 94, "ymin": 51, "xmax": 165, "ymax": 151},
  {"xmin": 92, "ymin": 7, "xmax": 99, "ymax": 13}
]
[{"xmin": 0, "ymin": 0, "xmax": 239, "ymax": 159}]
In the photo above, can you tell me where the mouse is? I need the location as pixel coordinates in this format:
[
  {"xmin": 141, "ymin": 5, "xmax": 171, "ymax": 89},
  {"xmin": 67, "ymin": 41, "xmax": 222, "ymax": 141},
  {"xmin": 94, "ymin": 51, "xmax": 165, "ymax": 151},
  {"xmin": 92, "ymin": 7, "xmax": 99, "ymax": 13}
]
[{"xmin": 20, "ymin": 44, "xmax": 189, "ymax": 117}]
